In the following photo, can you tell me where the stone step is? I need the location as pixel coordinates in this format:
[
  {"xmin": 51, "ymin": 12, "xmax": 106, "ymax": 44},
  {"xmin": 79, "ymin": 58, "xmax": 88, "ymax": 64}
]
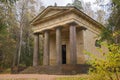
[{"xmin": 20, "ymin": 64, "xmax": 89, "ymax": 75}]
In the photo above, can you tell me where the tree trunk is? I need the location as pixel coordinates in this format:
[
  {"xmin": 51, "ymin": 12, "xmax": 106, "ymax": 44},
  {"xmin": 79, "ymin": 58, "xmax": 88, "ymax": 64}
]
[
  {"xmin": 17, "ymin": 24, "xmax": 23, "ymax": 66},
  {"xmin": 12, "ymin": 41, "xmax": 19, "ymax": 67}
]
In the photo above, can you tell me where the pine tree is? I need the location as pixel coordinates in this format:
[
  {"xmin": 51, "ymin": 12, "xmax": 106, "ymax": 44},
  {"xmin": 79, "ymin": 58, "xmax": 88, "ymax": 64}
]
[{"xmin": 67, "ymin": 0, "xmax": 83, "ymax": 10}]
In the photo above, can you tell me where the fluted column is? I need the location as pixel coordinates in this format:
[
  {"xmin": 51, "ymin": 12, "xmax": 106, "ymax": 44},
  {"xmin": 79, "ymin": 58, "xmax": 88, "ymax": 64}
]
[
  {"xmin": 33, "ymin": 34, "xmax": 39, "ymax": 66},
  {"xmin": 69, "ymin": 23, "xmax": 77, "ymax": 64},
  {"xmin": 56, "ymin": 27, "xmax": 62, "ymax": 65},
  {"xmin": 43, "ymin": 30, "xmax": 50, "ymax": 65}
]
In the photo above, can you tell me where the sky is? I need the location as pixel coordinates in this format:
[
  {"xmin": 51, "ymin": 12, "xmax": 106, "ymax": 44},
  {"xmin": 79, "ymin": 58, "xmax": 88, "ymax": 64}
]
[
  {"xmin": 39, "ymin": 0, "xmax": 110, "ymax": 20},
  {"xmin": 41, "ymin": 0, "xmax": 73, "ymax": 6},
  {"xmin": 40, "ymin": 0, "xmax": 110, "ymax": 11},
  {"xmin": 41, "ymin": 0, "xmax": 95, "ymax": 6}
]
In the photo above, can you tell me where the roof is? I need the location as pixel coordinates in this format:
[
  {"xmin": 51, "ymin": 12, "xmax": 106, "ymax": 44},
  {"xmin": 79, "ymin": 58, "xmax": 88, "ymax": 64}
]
[{"xmin": 31, "ymin": 6, "xmax": 104, "ymax": 28}]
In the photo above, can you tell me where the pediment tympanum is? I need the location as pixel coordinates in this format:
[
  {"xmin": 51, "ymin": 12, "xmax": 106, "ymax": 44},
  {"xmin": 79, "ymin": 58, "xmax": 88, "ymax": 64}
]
[{"xmin": 31, "ymin": 7, "xmax": 72, "ymax": 25}]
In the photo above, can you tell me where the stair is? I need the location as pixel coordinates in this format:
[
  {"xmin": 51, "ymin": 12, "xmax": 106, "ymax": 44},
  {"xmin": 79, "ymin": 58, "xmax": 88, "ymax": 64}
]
[
  {"xmin": 20, "ymin": 64, "xmax": 89, "ymax": 75},
  {"xmin": 21, "ymin": 65, "xmax": 62, "ymax": 74}
]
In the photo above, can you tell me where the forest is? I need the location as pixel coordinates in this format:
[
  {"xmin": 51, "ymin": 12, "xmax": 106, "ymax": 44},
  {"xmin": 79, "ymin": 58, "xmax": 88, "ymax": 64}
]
[{"xmin": 0, "ymin": 0, "xmax": 120, "ymax": 79}]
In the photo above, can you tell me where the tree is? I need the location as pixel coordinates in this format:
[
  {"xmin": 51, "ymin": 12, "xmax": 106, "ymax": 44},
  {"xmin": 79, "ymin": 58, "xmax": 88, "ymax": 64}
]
[
  {"xmin": 83, "ymin": 2, "xmax": 94, "ymax": 18},
  {"xmin": 67, "ymin": 0, "xmax": 83, "ymax": 10},
  {"xmin": 93, "ymin": 0, "xmax": 109, "ymax": 25},
  {"xmin": 0, "ymin": 0, "xmax": 17, "ymax": 71},
  {"xmin": 73, "ymin": 0, "xmax": 83, "ymax": 10},
  {"xmin": 0, "ymin": 0, "xmax": 45, "ymax": 73},
  {"xmin": 0, "ymin": 0, "xmax": 17, "ymax": 4},
  {"xmin": 96, "ymin": 10, "xmax": 106, "ymax": 24},
  {"xmin": 86, "ymin": 1, "xmax": 120, "ymax": 79},
  {"xmin": 12, "ymin": 0, "xmax": 45, "ymax": 68},
  {"xmin": 85, "ymin": 43, "xmax": 120, "ymax": 80},
  {"xmin": 12, "ymin": 0, "xmax": 36, "ymax": 67},
  {"xmin": 99, "ymin": 0, "xmax": 120, "ymax": 44}
]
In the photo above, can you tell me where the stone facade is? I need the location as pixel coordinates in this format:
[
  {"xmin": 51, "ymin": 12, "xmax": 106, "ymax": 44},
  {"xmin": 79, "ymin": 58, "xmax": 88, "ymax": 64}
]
[{"xmin": 31, "ymin": 6, "xmax": 104, "ymax": 66}]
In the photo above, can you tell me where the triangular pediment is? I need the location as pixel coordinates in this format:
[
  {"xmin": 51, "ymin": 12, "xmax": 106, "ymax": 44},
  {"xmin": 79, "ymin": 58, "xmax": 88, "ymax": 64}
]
[
  {"xmin": 31, "ymin": 6, "xmax": 71, "ymax": 24},
  {"xmin": 40, "ymin": 10, "xmax": 63, "ymax": 18},
  {"xmin": 31, "ymin": 6, "xmax": 103, "ymax": 29}
]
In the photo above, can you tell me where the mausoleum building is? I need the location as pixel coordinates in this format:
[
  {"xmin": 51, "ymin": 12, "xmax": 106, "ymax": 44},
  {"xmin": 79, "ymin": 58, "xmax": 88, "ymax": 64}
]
[{"xmin": 31, "ymin": 6, "xmax": 103, "ymax": 67}]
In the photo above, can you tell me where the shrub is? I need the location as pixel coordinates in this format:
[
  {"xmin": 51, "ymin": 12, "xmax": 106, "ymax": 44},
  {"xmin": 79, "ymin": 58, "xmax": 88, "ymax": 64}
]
[{"xmin": 85, "ymin": 43, "xmax": 120, "ymax": 80}]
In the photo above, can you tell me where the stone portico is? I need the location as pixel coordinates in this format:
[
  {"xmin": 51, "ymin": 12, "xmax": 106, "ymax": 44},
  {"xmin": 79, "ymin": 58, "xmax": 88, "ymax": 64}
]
[{"xmin": 31, "ymin": 6, "xmax": 103, "ymax": 67}]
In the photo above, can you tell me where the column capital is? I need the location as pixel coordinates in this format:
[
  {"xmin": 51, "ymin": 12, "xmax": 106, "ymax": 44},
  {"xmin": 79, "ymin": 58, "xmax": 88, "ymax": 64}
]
[
  {"xmin": 80, "ymin": 26, "xmax": 87, "ymax": 30},
  {"xmin": 55, "ymin": 26, "xmax": 63, "ymax": 30},
  {"xmin": 68, "ymin": 22, "xmax": 77, "ymax": 26},
  {"xmin": 33, "ymin": 33, "xmax": 39, "ymax": 35},
  {"xmin": 43, "ymin": 29, "xmax": 51, "ymax": 33},
  {"xmin": 77, "ymin": 27, "xmax": 87, "ymax": 31}
]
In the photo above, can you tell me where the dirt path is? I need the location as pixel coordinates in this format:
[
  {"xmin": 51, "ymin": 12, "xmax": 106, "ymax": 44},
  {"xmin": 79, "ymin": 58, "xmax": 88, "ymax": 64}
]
[
  {"xmin": 0, "ymin": 74, "xmax": 56, "ymax": 80},
  {"xmin": 0, "ymin": 74, "xmax": 86, "ymax": 80}
]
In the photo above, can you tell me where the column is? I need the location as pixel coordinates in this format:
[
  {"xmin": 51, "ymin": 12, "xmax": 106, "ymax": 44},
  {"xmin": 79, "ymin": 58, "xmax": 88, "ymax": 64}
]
[
  {"xmin": 33, "ymin": 34, "xmax": 39, "ymax": 66},
  {"xmin": 56, "ymin": 27, "xmax": 62, "ymax": 65},
  {"xmin": 69, "ymin": 23, "xmax": 77, "ymax": 64},
  {"xmin": 43, "ymin": 30, "xmax": 50, "ymax": 65}
]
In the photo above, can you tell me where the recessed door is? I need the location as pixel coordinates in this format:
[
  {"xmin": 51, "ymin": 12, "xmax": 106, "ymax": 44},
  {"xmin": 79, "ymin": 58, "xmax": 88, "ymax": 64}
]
[{"xmin": 62, "ymin": 45, "xmax": 66, "ymax": 64}]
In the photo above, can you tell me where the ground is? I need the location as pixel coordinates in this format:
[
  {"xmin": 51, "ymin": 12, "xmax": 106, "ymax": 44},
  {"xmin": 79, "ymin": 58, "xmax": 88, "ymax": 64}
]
[{"xmin": 0, "ymin": 74, "xmax": 88, "ymax": 80}]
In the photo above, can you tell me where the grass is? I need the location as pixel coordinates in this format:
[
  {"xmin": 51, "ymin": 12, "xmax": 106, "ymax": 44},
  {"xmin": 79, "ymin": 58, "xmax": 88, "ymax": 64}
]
[
  {"xmin": 0, "ymin": 68, "xmax": 11, "ymax": 74},
  {"xmin": 56, "ymin": 74, "xmax": 89, "ymax": 80},
  {"xmin": 56, "ymin": 77, "xmax": 87, "ymax": 80}
]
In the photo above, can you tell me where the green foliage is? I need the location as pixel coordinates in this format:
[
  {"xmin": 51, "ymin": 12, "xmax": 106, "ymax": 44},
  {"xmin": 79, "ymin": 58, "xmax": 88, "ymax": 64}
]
[
  {"xmin": 96, "ymin": 0, "xmax": 119, "ymax": 44},
  {"xmin": 1, "ymin": 68, "xmax": 11, "ymax": 74},
  {"xmin": 0, "ymin": 7, "xmax": 7, "ymax": 35},
  {"xmin": 99, "ymin": 27, "xmax": 114, "ymax": 44},
  {"xmin": 0, "ymin": 0, "xmax": 45, "ymax": 73},
  {"xmin": 0, "ymin": 0, "xmax": 18, "ymax": 71},
  {"xmin": 100, "ymin": 0, "xmax": 120, "ymax": 44},
  {"xmin": 85, "ymin": 43, "xmax": 120, "ymax": 80},
  {"xmin": 0, "ymin": 0, "xmax": 18, "ymax": 3},
  {"xmin": 56, "ymin": 77, "xmax": 87, "ymax": 80},
  {"xmin": 90, "ymin": 1, "xmax": 120, "ymax": 79},
  {"xmin": 67, "ymin": 0, "xmax": 83, "ymax": 10},
  {"xmin": 0, "ymin": 19, "xmax": 7, "ymax": 35},
  {"xmin": 72, "ymin": 0, "xmax": 83, "ymax": 10},
  {"xmin": 112, "ymin": 0, "xmax": 120, "ymax": 6},
  {"xmin": 20, "ymin": 38, "xmax": 34, "ymax": 66}
]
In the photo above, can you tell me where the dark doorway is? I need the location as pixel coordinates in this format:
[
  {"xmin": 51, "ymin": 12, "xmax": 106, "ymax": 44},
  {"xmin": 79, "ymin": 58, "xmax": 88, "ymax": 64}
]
[{"xmin": 62, "ymin": 45, "xmax": 66, "ymax": 64}]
